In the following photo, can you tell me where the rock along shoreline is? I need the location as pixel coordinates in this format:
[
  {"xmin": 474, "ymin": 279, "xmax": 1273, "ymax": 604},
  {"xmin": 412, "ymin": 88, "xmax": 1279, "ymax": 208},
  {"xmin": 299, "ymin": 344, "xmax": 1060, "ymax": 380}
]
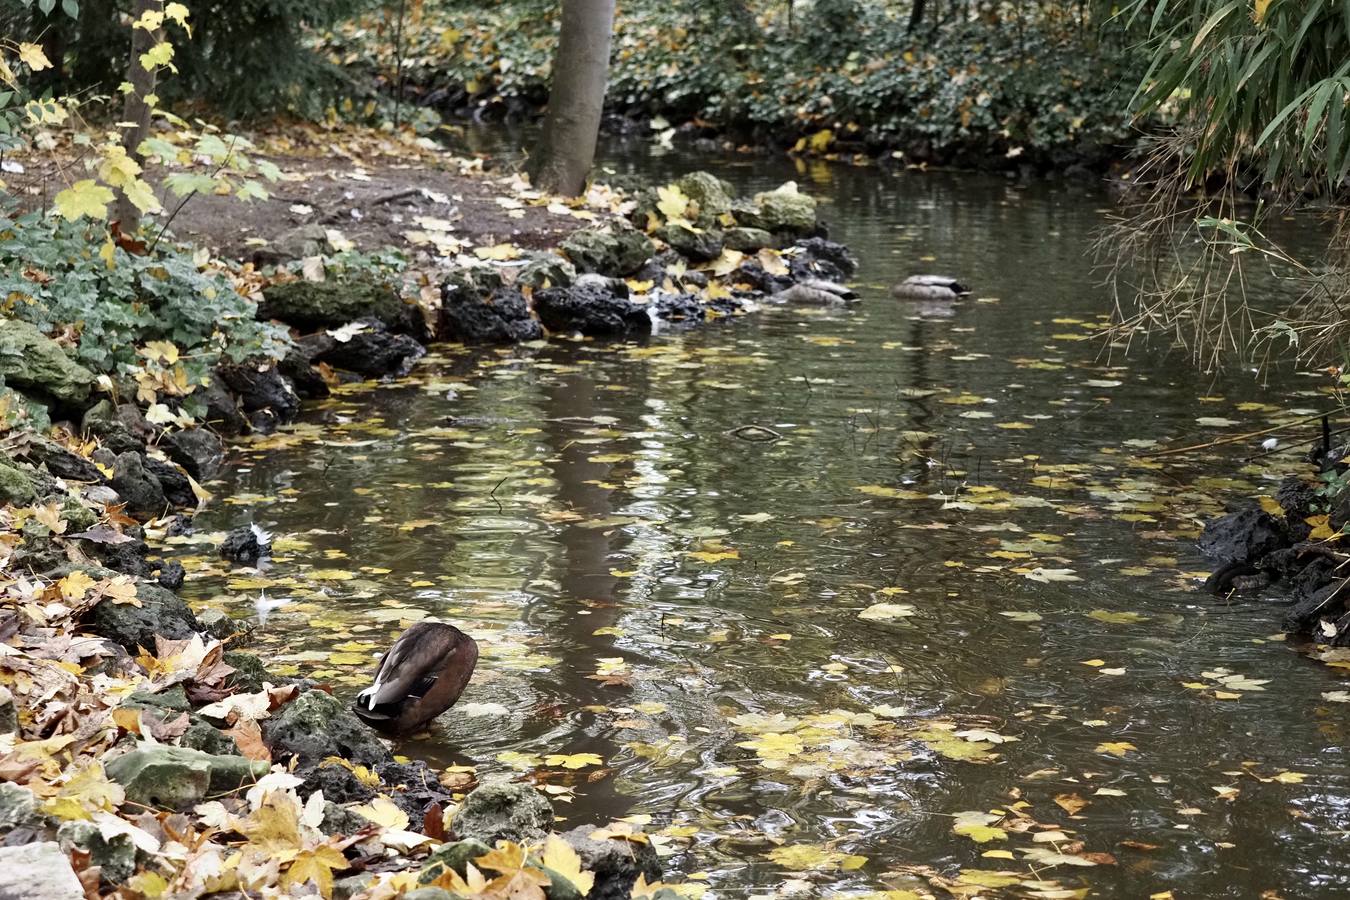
[{"xmin": 0, "ymin": 170, "xmax": 856, "ymax": 897}]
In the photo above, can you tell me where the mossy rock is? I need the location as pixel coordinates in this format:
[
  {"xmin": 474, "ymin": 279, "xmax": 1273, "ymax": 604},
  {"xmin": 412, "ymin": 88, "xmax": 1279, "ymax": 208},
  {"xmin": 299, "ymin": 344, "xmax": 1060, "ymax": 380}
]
[
  {"xmin": 732, "ymin": 183, "xmax": 818, "ymax": 234},
  {"xmin": 560, "ymin": 222, "xmax": 654, "ymax": 277},
  {"xmin": 0, "ymin": 455, "xmax": 36, "ymax": 505},
  {"xmin": 181, "ymin": 717, "xmax": 239, "ymax": 756},
  {"xmin": 88, "ymin": 580, "xmax": 201, "ymax": 652},
  {"xmin": 0, "ymin": 319, "xmax": 96, "ymax": 403},
  {"xmin": 403, "ymin": 890, "xmax": 457, "ymax": 900},
  {"xmin": 674, "ymin": 171, "xmax": 735, "ymax": 225},
  {"xmin": 657, "ymin": 223, "xmax": 724, "ymax": 263},
  {"xmin": 450, "ymin": 780, "xmax": 553, "ymax": 846},
  {"xmin": 261, "ymin": 278, "xmax": 426, "ymax": 337},
  {"xmin": 60, "ymin": 497, "xmax": 97, "ymax": 534},
  {"xmin": 517, "ymin": 253, "xmax": 577, "ymax": 291},
  {"xmin": 419, "ymin": 838, "xmax": 492, "ymax": 884},
  {"xmin": 262, "ymin": 688, "xmax": 391, "ymax": 769},
  {"xmin": 106, "ymin": 746, "xmax": 267, "ymax": 810},
  {"xmin": 125, "ymin": 684, "xmax": 190, "ymax": 712},
  {"xmin": 223, "ymin": 650, "xmax": 273, "ymax": 692},
  {"xmin": 0, "ymin": 783, "xmax": 42, "ymax": 829},
  {"xmin": 57, "ymin": 821, "xmax": 136, "ymax": 886},
  {"xmin": 723, "ymin": 227, "xmax": 776, "ymax": 252}
]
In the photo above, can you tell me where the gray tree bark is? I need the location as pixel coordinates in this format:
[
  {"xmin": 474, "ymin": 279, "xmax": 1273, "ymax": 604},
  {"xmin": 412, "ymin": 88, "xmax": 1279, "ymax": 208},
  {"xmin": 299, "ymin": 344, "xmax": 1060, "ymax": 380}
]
[
  {"xmin": 113, "ymin": 0, "xmax": 162, "ymax": 233},
  {"xmin": 528, "ymin": 0, "xmax": 616, "ymax": 196}
]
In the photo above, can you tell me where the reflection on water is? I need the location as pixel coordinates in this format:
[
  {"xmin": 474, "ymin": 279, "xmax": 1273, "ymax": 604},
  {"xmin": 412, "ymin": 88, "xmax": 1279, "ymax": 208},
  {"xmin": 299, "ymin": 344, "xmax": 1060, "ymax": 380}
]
[{"xmin": 168, "ymin": 147, "xmax": 1350, "ymax": 897}]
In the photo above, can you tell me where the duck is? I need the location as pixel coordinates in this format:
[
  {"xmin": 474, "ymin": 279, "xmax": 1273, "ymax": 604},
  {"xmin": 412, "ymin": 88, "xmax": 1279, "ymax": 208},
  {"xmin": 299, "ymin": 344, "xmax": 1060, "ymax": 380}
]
[
  {"xmin": 352, "ymin": 621, "xmax": 479, "ymax": 736},
  {"xmin": 773, "ymin": 279, "xmax": 860, "ymax": 304},
  {"xmin": 890, "ymin": 275, "xmax": 970, "ymax": 300}
]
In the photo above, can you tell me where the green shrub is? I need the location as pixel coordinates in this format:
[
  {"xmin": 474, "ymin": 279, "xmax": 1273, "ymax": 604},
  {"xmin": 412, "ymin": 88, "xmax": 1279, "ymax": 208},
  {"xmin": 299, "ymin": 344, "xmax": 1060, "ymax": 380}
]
[
  {"xmin": 0, "ymin": 205, "xmax": 289, "ymax": 376},
  {"xmin": 325, "ymin": 0, "xmax": 1144, "ymax": 165}
]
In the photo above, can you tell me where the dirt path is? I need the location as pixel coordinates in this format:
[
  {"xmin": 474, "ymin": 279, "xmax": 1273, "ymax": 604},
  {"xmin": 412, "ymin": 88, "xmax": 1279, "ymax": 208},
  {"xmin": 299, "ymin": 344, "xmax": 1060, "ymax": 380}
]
[
  {"xmin": 168, "ymin": 154, "xmax": 585, "ymax": 263},
  {"xmin": 6, "ymin": 127, "xmax": 592, "ymax": 266}
]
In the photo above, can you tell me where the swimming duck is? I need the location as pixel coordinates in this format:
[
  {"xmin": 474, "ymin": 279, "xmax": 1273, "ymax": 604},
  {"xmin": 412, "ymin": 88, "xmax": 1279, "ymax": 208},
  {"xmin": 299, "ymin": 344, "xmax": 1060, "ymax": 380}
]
[
  {"xmin": 352, "ymin": 621, "xmax": 479, "ymax": 736},
  {"xmin": 891, "ymin": 275, "xmax": 970, "ymax": 300},
  {"xmin": 773, "ymin": 279, "xmax": 860, "ymax": 304}
]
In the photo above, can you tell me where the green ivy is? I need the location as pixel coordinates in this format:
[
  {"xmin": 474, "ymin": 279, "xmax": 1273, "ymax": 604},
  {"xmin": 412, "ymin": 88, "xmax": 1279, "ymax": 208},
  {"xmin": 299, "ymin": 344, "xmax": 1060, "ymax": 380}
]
[{"xmin": 0, "ymin": 207, "xmax": 289, "ymax": 375}]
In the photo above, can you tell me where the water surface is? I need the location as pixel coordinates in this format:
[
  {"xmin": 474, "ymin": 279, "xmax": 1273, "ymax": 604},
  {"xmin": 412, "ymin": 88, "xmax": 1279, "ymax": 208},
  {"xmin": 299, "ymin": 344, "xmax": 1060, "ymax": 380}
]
[{"xmin": 169, "ymin": 146, "xmax": 1350, "ymax": 898}]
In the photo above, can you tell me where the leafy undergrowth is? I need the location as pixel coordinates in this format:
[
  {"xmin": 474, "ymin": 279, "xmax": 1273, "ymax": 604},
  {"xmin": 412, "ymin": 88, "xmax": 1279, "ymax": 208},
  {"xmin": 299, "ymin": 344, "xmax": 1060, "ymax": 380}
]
[{"xmin": 323, "ymin": 0, "xmax": 1142, "ymax": 168}]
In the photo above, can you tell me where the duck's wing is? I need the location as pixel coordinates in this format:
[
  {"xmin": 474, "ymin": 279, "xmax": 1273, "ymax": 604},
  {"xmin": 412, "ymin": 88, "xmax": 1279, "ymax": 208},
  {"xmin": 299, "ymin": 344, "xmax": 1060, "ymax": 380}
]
[{"xmin": 361, "ymin": 624, "xmax": 450, "ymax": 708}]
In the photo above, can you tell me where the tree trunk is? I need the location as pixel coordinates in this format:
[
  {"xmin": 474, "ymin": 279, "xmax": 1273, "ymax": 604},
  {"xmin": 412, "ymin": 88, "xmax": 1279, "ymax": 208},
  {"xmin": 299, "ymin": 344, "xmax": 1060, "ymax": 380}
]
[
  {"xmin": 528, "ymin": 0, "xmax": 615, "ymax": 196},
  {"xmin": 113, "ymin": 0, "xmax": 162, "ymax": 233},
  {"xmin": 907, "ymin": 0, "xmax": 927, "ymax": 33}
]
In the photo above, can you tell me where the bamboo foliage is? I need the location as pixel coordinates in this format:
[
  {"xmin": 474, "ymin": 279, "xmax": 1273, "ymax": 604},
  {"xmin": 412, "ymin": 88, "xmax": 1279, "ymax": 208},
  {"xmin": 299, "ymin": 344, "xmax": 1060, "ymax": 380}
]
[{"xmin": 1123, "ymin": 0, "xmax": 1350, "ymax": 193}]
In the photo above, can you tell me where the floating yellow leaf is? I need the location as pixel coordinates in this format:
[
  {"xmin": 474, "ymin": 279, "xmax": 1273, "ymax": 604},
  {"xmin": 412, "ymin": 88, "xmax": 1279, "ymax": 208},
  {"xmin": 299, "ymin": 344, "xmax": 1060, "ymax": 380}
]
[
  {"xmin": 858, "ymin": 602, "xmax": 916, "ymax": 621},
  {"xmin": 545, "ymin": 752, "xmax": 604, "ymax": 769},
  {"xmin": 952, "ymin": 811, "xmax": 1007, "ymax": 844},
  {"xmin": 1087, "ymin": 610, "xmax": 1150, "ymax": 625},
  {"xmin": 686, "ymin": 549, "xmax": 739, "ymax": 563},
  {"xmin": 767, "ymin": 844, "xmax": 866, "ymax": 871}
]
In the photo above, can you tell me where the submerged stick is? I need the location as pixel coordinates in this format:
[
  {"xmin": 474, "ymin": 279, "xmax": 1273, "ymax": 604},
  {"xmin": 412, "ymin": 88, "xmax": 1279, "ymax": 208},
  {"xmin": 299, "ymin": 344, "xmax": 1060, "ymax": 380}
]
[{"xmin": 1142, "ymin": 410, "xmax": 1335, "ymax": 458}]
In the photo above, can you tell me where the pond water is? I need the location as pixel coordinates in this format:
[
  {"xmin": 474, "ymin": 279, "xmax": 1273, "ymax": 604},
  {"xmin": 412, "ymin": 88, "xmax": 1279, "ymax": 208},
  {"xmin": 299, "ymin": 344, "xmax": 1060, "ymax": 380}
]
[{"xmin": 168, "ymin": 142, "xmax": 1350, "ymax": 898}]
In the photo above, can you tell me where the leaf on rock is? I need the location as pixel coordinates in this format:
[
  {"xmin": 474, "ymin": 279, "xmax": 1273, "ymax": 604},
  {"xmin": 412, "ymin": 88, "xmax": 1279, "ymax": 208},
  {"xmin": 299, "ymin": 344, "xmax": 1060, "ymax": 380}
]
[{"xmin": 542, "ymin": 834, "xmax": 595, "ymax": 896}]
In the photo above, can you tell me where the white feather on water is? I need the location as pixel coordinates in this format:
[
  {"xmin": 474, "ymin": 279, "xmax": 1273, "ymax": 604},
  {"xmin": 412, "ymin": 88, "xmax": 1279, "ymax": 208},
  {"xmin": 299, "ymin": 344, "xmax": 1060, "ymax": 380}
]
[{"xmin": 253, "ymin": 590, "xmax": 291, "ymax": 625}]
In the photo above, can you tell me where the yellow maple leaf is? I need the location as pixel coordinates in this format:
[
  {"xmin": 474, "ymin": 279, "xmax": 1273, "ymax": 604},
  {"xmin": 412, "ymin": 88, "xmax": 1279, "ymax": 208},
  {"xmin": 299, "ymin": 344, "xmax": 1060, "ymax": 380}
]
[
  {"xmin": 474, "ymin": 242, "xmax": 521, "ymax": 261},
  {"xmin": 18, "ymin": 42, "xmax": 52, "ymax": 71},
  {"xmin": 655, "ymin": 184, "xmax": 690, "ymax": 222},
  {"xmin": 544, "ymin": 752, "xmax": 604, "ymax": 769},
  {"xmin": 283, "ymin": 845, "xmax": 347, "ymax": 898},
  {"xmin": 736, "ymin": 732, "xmax": 804, "ymax": 759},
  {"xmin": 242, "ymin": 793, "xmax": 303, "ymax": 855},
  {"xmin": 542, "ymin": 835, "xmax": 594, "ymax": 896},
  {"xmin": 34, "ymin": 502, "xmax": 68, "ymax": 535},
  {"xmin": 97, "ymin": 146, "xmax": 142, "ymax": 187},
  {"xmin": 43, "ymin": 762, "xmax": 125, "ymax": 820},
  {"xmin": 476, "ymin": 841, "xmax": 531, "ymax": 874},
  {"xmin": 139, "ymin": 41, "xmax": 175, "ymax": 72},
  {"xmin": 164, "ymin": 2, "xmax": 191, "ymax": 30},
  {"xmin": 54, "ymin": 179, "xmax": 115, "ymax": 221},
  {"xmin": 806, "ymin": 128, "xmax": 834, "ymax": 153},
  {"xmin": 1095, "ymin": 741, "xmax": 1137, "ymax": 757},
  {"xmin": 100, "ymin": 575, "xmax": 141, "ymax": 607},
  {"xmin": 59, "ymin": 570, "xmax": 96, "ymax": 602},
  {"xmin": 351, "ymin": 796, "xmax": 408, "ymax": 831},
  {"xmin": 710, "ymin": 248, "xmax": 745, "ymax": 277}
]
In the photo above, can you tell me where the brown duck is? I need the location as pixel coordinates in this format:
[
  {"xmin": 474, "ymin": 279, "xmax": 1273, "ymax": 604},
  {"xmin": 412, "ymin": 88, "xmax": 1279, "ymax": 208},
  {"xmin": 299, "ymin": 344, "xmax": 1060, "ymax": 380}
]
[{"xmin": 352, "ymin": 622, "xmax": 479, "ymax": 736}]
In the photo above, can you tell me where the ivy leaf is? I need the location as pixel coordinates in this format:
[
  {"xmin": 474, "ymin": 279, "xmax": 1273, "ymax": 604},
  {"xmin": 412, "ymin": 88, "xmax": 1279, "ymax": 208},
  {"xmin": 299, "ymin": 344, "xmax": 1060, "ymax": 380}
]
[{"xmin": 54, "ymin": 179, "xmax": 114, "ymax": 220}]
